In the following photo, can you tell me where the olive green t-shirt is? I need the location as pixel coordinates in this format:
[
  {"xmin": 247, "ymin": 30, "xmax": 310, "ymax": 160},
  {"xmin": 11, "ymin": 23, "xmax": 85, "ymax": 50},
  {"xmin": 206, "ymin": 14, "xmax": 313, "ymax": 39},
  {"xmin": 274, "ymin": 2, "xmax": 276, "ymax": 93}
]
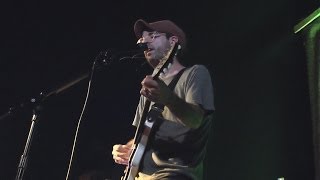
[{"xmin": 132, "ymin": 65, "xmax": 214, "ymax": 180}]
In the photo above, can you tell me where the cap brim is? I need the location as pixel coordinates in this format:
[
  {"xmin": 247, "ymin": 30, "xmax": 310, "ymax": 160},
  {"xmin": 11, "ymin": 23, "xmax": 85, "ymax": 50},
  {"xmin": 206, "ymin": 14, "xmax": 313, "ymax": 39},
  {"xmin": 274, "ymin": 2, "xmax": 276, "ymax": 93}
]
[{"xmin": 134, "ymin": 19, "xmax": 153, "ymax": 39}]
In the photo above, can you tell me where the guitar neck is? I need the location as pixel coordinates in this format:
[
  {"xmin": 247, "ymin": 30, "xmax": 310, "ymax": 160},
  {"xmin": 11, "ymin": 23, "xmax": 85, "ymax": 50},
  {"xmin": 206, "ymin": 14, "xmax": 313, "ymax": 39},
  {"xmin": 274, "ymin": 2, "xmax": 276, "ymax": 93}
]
[
  {"xmin": 132, "ymin": 44, "xmax": 178, "ymax": 144},
  {"xmin": 123, "ymin": 44, "xmax": 179, "ymax": 180},
  {"xmin": 132, "ymin": 99, "xmax": 151, "ymax": 145}
]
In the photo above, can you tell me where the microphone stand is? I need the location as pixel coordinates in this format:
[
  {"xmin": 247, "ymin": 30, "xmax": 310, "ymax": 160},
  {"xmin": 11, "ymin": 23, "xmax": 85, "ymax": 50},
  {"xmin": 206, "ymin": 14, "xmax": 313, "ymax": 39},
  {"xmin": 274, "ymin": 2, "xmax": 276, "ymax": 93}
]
[
  {"xmin": 4, "ymin": 48, "xmax": 145, "ymax": 180},
  {"xmin": 12, "ymin": 62, "xmax": 97, "ymax": 180},
  {"xmin": 15, "ymin": 105, "xmax": 41, "ymax": 180},
  {"xmin": 13, "ymin": 72, "xmax": 92, "ymax": 180}
]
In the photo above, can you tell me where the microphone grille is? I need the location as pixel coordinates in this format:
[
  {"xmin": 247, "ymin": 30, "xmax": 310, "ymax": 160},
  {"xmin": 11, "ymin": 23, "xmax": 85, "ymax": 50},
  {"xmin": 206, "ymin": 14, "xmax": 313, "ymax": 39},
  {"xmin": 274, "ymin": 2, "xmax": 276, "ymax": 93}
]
[{"xmin": 137, "ymin": 42, "xmax": 148, "ymax": 51}]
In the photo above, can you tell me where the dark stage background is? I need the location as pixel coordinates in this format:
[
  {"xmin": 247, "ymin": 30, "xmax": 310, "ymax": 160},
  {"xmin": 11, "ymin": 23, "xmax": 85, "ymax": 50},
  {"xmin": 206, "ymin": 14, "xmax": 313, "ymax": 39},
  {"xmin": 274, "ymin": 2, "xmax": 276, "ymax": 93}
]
[{"xmin": 0, "ymin": 0, "xmax": 318, "ymax": 179}]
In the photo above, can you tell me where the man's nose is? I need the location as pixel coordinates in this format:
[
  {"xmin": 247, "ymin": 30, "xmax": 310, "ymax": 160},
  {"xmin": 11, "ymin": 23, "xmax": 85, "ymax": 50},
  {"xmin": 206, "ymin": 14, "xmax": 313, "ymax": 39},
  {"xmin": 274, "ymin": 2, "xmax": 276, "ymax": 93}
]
[
  {"xmin": 137, "ymin": 37, "xmax": 145, "ymax": 44},
  {"xmin": 137, "ymin": 37, "xmax": 153, "ymax": 44}
]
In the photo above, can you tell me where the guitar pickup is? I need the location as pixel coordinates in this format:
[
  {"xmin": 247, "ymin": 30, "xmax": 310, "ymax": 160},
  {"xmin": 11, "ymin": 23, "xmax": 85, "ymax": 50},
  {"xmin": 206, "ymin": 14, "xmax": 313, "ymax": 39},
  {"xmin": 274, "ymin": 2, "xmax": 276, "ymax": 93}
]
[{"xmin": 146, "ymin": 105, "xmax": 164, "ymax": 122}]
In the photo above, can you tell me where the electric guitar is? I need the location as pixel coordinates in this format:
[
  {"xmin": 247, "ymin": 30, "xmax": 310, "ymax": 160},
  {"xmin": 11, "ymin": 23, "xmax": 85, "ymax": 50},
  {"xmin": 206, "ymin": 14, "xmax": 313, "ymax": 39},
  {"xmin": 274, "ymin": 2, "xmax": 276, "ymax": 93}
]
[{"xmin": 121, "ymin": 43, "xmax": 179, "ymax": 180}]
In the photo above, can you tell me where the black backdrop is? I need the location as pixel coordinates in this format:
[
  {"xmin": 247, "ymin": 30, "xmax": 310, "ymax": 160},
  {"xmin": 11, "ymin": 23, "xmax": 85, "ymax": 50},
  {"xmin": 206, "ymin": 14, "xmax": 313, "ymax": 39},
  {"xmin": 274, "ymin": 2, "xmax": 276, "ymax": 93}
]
[{"xmin": 0, "ymin": 0, "xmax": 318, "ymax": 179}]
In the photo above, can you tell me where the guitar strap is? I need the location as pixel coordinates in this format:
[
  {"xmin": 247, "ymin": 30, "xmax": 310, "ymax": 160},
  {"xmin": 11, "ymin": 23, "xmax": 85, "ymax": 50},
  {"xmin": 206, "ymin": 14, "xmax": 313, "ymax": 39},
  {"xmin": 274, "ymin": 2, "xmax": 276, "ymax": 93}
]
[{"xmin": 152, "ymin": 67, "xmax": 186, "ymax": 110}]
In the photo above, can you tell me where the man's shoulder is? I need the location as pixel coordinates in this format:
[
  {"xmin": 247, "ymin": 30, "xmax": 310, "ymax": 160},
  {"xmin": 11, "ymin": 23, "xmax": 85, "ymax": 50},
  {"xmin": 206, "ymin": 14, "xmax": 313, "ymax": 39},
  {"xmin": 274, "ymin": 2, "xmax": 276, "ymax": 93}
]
[{"xmin": 186, "ymin": 64, "xmax": 210, "ymax": 74}]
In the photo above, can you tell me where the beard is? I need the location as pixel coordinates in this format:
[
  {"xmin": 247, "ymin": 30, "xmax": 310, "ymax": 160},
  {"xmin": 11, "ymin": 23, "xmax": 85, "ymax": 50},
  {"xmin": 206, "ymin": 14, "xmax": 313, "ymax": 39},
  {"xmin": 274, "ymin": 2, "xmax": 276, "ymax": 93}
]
[{"xmin": 145, "ymin": 45, "xmax": 171, "ymax": 68}]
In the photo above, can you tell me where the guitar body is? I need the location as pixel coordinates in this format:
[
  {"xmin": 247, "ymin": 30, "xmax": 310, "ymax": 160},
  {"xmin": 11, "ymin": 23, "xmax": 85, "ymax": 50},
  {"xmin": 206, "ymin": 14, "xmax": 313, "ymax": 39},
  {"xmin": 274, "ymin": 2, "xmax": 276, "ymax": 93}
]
[
  {"xmin": 121, "ymin": 107, "xmax": 159, "ymax": 180},
  {"xmin": 121, "ymin": 43, "xmax": 179, "ymax": 180}
]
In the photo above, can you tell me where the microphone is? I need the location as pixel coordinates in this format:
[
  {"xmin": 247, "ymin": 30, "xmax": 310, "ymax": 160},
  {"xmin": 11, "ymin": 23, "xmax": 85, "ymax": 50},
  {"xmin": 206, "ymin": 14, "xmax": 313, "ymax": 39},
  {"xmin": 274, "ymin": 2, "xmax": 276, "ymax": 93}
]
[
  {"xmin": 95, "ymin": 39, "xmax": 148, "ymax": 66},
  {"xmin": 136, "ymin": 38, "xmax": 148, "ymax": 51},
  {"xmin": 137, "ymin": 42, "xmax": 148, "ymax": 51}
]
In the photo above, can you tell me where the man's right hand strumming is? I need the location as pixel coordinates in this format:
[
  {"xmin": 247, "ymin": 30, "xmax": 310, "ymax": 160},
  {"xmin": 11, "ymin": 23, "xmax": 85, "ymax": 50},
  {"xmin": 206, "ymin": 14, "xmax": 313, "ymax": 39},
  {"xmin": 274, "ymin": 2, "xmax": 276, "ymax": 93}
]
[{"xmin": 112, "ymin": 139, "xmax": 134, "ymax": 165}]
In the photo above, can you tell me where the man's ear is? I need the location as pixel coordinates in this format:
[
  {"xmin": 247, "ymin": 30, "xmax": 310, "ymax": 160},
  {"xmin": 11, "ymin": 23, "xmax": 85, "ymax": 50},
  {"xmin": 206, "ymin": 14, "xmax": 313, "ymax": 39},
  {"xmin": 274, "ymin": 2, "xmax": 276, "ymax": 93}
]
[{"xmin": 170, "ymin": 36, "xmax": 179, "ymax": 45}]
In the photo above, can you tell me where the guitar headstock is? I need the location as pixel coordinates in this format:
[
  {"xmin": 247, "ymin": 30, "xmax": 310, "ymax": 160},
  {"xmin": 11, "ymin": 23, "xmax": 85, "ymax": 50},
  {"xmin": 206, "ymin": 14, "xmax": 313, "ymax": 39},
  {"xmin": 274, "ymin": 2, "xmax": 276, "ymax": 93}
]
[{"xmin": 152, "ymin": 43, "xmax": 179, "ymax": 79}]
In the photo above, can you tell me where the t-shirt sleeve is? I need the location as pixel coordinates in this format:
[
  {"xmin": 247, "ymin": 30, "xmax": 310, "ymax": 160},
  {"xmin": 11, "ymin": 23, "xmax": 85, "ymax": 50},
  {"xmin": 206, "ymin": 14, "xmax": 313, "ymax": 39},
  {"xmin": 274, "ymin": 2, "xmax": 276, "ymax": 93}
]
[{"xmin": 185, "ymin": 65, "xmax": 215, "ymax": 111}]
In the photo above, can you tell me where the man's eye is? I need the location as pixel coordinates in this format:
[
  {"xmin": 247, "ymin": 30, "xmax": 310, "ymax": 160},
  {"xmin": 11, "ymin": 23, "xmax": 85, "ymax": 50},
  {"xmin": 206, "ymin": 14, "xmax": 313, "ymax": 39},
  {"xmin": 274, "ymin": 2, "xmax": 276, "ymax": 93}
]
[{"xmin": 152, "ymin": 34, "xmax": 160, "ymax": 39}]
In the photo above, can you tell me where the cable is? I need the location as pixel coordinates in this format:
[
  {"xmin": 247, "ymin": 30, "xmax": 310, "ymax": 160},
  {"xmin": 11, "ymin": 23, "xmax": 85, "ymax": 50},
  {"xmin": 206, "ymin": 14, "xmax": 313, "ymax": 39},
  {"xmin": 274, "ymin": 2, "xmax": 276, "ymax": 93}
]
[
  {"xmin": 63, "ymin": 50, "xmax": 144, "ymax": 180},
  {"xmin": 64, "ymin": 60, "xmax": 98, "ymax": 180}
]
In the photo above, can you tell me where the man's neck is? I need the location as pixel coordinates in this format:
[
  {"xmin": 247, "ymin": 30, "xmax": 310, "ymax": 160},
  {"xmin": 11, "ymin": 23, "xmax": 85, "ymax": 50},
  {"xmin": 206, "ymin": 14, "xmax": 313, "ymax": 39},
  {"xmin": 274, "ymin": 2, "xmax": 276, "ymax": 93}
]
[{"xmin": 160, "ymin": 58, "xmax": 185, "ymax": 79}]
